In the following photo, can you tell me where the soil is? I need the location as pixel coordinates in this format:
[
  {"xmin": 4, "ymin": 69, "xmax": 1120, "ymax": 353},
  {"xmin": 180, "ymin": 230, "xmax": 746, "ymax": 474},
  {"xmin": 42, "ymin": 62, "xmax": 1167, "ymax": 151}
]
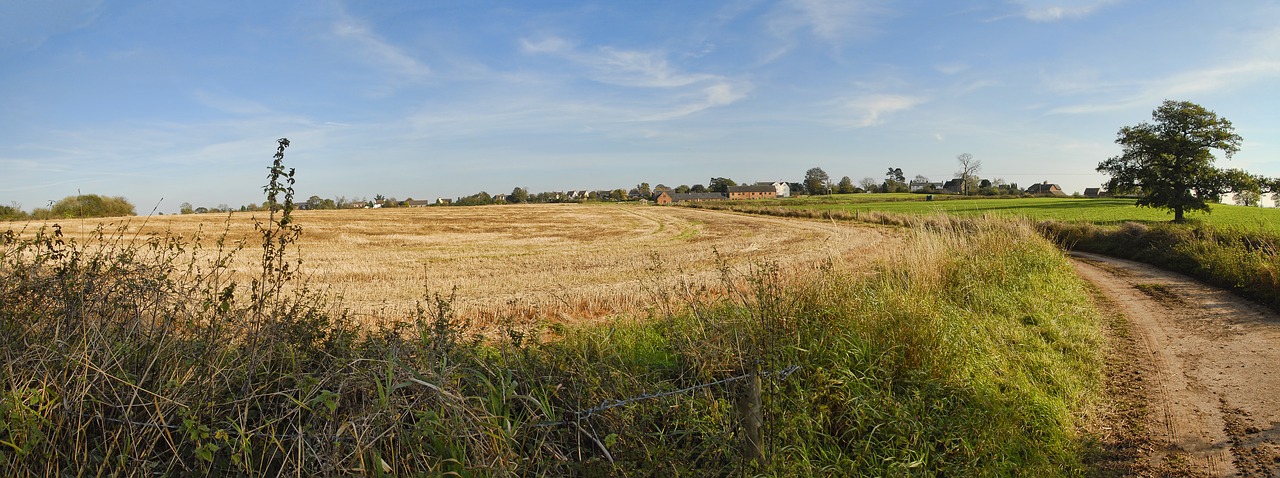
[{"xmin": 1072, "ymin": 252, "xmax": 1280, "ymax": 477}]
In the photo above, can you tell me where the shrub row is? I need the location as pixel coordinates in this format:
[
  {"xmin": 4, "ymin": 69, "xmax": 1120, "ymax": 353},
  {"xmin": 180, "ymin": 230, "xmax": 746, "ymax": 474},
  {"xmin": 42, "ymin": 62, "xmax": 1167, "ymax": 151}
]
[{"xmin": 1039, "ymin": 220, "xmax": 1280, "ymax": 311}]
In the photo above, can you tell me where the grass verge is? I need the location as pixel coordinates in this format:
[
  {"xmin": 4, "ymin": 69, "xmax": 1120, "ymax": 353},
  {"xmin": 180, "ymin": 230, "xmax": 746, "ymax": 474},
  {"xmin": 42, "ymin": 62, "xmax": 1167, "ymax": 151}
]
[
  {"xmin": 1040, "ymin": 221, "xmax": 1280, "ymax": 312},
  {"xmin": 2, "ymin": 143, "xmax": 1109, "ymax": 475},
  {"xmin": 1, "ymin": 214, "xmax": 1108, "ymax": 476}
]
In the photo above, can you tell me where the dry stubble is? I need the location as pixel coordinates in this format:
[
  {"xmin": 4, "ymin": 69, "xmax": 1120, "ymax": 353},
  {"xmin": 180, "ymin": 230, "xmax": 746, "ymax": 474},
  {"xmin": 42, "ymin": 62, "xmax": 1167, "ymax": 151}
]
[{"xmin": 14, "ymin": 203, "xmax": 897, "ymax": 330}]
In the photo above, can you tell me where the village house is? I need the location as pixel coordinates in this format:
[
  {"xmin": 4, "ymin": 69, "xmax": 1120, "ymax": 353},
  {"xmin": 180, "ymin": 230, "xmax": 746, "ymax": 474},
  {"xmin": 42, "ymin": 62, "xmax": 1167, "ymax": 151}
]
[
  {"xmin": 655, "ymin": 191, "xmax": 729, "ymax": 205},
  {"xmin": 909, "ymin": 180, "xmax": 945, "ymax": 192},
  {"xmin": 1026, "ymin": 182, "xmax": 1068, "ymax": 197},
  {"xmin": 727, "ymin": 184, "xmax": 778, "ymax": 200},
  {"xmin": 756, "ymin": 181, "xmax": 791, "ymax": 198}
]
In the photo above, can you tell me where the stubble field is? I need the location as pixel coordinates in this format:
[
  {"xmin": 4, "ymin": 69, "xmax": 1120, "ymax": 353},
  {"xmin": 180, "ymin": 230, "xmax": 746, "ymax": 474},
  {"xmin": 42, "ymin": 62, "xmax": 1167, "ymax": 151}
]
[{"xmin": 13, "ymin": 203, "xmax": 897, "ymax": 329}]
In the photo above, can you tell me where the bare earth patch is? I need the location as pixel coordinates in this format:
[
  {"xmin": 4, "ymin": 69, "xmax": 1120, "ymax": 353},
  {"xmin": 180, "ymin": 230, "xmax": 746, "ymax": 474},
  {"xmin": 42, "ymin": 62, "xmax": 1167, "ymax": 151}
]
[{"xmin": 1073, "ymin": 251, "xmax": 1280, "ymax": 477}]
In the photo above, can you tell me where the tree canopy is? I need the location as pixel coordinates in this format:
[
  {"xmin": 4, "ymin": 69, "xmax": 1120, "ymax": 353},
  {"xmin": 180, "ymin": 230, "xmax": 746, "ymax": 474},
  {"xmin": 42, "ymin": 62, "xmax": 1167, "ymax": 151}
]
[
  {"xmin": 836, "ymin": 176, "xmax": 855, "ymax": 194},
  {"xmin": 24, "ymin": 194, "xmax": 137, "ymax": 219},
  {"xmin": 1097, "ymin": 100, "xmax": 1243, "ymax": 222},
  {"xmin": 804, "ymin": 167, "xmax": 830, "ymax": 195},
  {"xmin": 708, "ymin": 177, "xmax": 736, "ymax": 193}
]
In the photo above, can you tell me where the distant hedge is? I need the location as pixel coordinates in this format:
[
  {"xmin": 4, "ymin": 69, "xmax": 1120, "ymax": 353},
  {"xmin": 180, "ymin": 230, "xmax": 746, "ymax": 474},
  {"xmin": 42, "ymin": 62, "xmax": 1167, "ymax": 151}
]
[{"xmin": 23, "ymin": 194, "xmax": 138, "ymax": 220}]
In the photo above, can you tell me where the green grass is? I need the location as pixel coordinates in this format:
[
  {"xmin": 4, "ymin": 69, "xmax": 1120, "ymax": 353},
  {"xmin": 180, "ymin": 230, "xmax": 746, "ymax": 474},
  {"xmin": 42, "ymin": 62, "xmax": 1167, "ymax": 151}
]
[
  {"xmin": 744, "ymin": 195, "xmax": 1280, "ymax": 233},
  {"xmin": 1, "ymin": 144, "xmax": 1112, "ymax": 475},
  {"xmin": 1, "ymin": 215, "xmax": 1109, "ymax": 476}
]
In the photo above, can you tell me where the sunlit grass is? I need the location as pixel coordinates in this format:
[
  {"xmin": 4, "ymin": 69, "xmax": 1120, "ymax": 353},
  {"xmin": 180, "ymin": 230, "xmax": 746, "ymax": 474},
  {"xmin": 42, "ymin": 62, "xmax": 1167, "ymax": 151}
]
[
  {"xmin": 740, "ymin": 195, "xmax": 1280, "ymax": 232},
  {"xmin": 2, "ymin": 209, "xmax": 1108, "ymax": 475}
]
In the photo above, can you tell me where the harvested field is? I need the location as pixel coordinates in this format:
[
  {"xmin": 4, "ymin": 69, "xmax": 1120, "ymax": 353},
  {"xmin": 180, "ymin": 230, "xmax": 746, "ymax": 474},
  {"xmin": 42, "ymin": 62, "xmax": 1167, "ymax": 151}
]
[{"xmin": 10, "ymin": 203, "xmax": 896, "ymax": 329}]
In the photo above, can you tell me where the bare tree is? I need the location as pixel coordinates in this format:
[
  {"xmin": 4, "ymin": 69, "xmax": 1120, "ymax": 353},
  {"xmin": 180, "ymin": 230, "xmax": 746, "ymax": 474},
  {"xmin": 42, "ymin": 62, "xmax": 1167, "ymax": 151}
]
[
  {"xmin": 955, "ymin": 153, "xmax": 982, "ymax": 196},
  {"xmin": 859, "ymin": 177, "xmax": 879, "ymax": 192}
]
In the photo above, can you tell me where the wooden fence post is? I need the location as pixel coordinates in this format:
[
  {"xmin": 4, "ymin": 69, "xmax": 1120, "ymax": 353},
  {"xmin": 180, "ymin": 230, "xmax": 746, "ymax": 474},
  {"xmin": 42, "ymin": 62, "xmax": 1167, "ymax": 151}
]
[{"xmin": 737, "ymin": 372, "xmax": 763, "ymax": 464}]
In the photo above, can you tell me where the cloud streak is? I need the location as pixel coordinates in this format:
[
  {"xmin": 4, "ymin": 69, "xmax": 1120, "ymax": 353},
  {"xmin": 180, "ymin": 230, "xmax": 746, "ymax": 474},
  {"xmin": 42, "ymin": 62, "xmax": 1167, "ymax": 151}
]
[
  {"xmin": 1050, "ymin": 59, "xmax": 1280, "ymax": 114},
  {"xmin": 844, "ymin": 94, "xmax": 927, "ymax": 127},
  {"xmin": 331, "ymin": 12, "xmax": 430, "ymax": 82},
  {"xmin": 1006, "ymin": 0, "xmax": 1119, "ymax": 22},
  {"xmin": 519, "ymin": 36, "xmax": 750, "ymax": 121}
]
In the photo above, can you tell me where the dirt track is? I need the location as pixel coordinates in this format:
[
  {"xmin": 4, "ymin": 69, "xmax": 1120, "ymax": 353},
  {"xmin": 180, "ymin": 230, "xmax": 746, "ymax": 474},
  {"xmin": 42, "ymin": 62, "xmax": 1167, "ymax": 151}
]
[{"xmin": 1072, "ymin": 252, "xmax": 1280, "ymax": 476}]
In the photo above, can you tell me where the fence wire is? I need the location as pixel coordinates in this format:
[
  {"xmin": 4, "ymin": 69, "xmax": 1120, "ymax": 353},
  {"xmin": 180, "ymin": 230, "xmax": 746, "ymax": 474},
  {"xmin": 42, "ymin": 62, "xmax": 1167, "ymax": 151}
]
[{"xmin": 536, "ymin": 364, "xmax": 800, "ymax": 428}]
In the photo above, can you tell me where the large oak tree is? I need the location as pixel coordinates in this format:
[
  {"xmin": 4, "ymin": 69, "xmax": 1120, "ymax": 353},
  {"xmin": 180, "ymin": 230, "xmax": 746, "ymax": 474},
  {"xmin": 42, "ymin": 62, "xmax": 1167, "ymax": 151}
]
[{"xmin": 1097, "ymin": 100, "xmax": 1242, "ymax": 222}]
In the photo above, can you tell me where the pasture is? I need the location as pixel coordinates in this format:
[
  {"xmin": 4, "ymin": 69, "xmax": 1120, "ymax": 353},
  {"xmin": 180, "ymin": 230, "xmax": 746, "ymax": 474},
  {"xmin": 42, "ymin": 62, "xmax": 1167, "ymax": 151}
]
[
  {"xmin": 9, "ymin": 203, "xmax": 895, "ymax": 329},
  {"xmin": 751, "ymin": 194, "xmax": 1280, "ymax": 232}
]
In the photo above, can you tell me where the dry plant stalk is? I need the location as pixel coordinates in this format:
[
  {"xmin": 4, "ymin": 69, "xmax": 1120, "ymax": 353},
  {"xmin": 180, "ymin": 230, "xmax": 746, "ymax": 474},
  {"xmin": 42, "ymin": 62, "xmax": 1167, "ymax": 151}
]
[{"xmin": 13, "ymin": 204, "xmax": 899, "ymax": 332}]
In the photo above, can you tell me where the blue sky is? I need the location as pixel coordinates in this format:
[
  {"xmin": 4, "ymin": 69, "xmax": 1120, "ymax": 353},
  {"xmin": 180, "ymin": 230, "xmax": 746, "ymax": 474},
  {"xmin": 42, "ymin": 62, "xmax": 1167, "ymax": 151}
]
[{"xmin": 3, "ymin": 1, "xmax": 1278, "ymax": 213}]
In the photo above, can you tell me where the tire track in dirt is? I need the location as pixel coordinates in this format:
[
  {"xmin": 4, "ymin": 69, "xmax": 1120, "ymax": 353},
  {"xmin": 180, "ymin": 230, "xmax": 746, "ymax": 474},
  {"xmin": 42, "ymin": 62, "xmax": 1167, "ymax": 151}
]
[{"xmin": 1072, "ymin": 252, "xmax": 1280, "ymax": 477}]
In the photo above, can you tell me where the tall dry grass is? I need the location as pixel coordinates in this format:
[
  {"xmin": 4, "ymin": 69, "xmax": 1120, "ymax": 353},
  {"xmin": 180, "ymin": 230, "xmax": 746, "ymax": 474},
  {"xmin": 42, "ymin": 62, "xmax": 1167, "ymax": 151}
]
[
  {"xmin": 11, "ymin": 204, "xmax": 896, "ymax": 333},
  {"xmin": 2, "ymin": 210, "xmax": 1107, "ymax": 475},
  {"xmin": 2, "ymin": 141, "xmax": 1108, "ymax": 475}
]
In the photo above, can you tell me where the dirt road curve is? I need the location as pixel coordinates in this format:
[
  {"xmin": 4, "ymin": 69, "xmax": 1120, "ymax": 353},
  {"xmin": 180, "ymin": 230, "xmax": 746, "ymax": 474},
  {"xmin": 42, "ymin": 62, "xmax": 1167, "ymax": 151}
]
[{"xmin": 1071, "ymin": 252, "xmax": 1280, "ymax": 476}]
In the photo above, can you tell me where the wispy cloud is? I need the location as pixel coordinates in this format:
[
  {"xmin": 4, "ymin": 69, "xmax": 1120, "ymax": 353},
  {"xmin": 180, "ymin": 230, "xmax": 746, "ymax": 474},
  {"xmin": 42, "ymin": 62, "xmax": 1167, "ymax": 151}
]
[
  {"xmin": 591, "ymin": 47, "xmax": 719, "ymax": 88},
  {"xmin": 519, "ymin": 37, "xmax": 572, "ymax": 55},
  {"xmin": 934, "ymin": 62, "xmax": 969, "ymax": 75},
  {"xmin": 1050, "ymin": 60, "xmax": 1280, "ymax": 114},
  {"xmin": 0, "ymin": 0, "xmax": 102, "ymax": 53},
  {"xmin": 518, "ymin": 35, "xmax": 749, "ymax": 120},
  {"xmin": 1004, "ymin": 0, "xmax": 1119, "ymax": 22},
  {"xmin": 192, "ymin": 90, "xmax": 272, "ymax": 116},
  {"xmin": 645, "ymin": 82, "xmax": 751, "ymax": 121},
  {"xmin": 773, "ymin": 0, "xmax": 889, "ymax": 43},
  {"xmin": 844, "ymin": 94, "xmax": 927, "ymax": 127},
  {"xmin": 330, "ymin": 11, "xmax": 430, "ymax": 82},
  {"xmin": 523, "ymin": 36, "xmax": 722, "ymax": 88}
]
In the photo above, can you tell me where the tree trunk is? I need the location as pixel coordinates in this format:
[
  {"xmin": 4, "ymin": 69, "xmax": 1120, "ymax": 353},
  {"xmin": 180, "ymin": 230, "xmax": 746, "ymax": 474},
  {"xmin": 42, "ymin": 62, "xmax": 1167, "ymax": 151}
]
[{"xmin": 1174, "ymin": 206, "xmax": 1185, "ymax": 223}]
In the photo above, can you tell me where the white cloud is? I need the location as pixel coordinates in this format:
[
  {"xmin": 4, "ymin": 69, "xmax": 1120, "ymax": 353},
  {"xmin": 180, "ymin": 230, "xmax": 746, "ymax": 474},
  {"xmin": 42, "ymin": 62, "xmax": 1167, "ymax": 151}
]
[
  {"xmin": 1162, "ymin": 60, "xmax": 1280, "ymax": 97},
  {"xmin": 759, "ymin": 0, "xmax": 890, "ymax": 60},
  {"xmin": 592, "ymin": 47, "xmax": 719, "ymax": 88},
  {"xmin": 522, "ymin": 38, "xmax": 721, "ymax": 89},
  {"xmin": 331, "ymin": 14, "xmax": 430, "ymax": 81},
  {"xmin": 845, "ymin": 94, "xmax": 927, "ymax": 127},
  {"xmin": 516, "ymin": 37, "xmax": 749, "ymax": 121},
  {"xmin": 1049, "ymin": 60, "xmax": 1280, "ymax": 114},
  {"xmin": 780, "ymin": 0, "xmax": 888, "ymax": 42},
  {"xmin": 520, "ymin": 36, "xmax": 572, "ymax": 54},
  {"xmin": 1007, "ymin": 0, "xmax": 1119, "ymax": 22},
  {"xmin": 645, "ymin": 82, "xmax": 751, "ymax": 121}
]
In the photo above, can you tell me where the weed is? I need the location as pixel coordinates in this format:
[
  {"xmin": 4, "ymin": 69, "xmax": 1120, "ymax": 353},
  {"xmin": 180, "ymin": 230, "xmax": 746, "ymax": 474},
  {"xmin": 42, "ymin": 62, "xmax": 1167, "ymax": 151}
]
[{"xmin": 1, "ymin": 142, "xmax": 1110, "ymax": 475}]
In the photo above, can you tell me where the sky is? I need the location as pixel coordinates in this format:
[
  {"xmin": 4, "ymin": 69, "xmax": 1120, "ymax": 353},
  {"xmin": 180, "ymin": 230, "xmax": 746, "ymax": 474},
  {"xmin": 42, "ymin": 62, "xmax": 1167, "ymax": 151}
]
[{"xmin": 2, "ymin": 0, "xmax": 1279, "ymax": 213}]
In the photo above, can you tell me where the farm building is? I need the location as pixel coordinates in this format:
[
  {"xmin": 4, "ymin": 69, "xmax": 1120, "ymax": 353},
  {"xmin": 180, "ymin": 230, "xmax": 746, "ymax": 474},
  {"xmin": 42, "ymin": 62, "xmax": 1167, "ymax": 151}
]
[
  {"xmin": 656, "ymin": 191, "xmax": 729, "ymax": 205},
  {"xmin": 1083, "ymin": 188, "xmax": 1102, "ymax": 198},
  {"xmin": 910, "ymin": 180, "xmax": 946, "ymax": 192},
  {"xmin": 1027, "ymin": 182, "xmax": 1068, "ymax": 196},
  {"xmin": 756, "ymin": 181, "xmax": 791, "ymax": 198},
  {"xmin": 727, "ymin": 184, "xmax": 778, "ymax": 200},
  {"xmin": 404, "ymin": 199, "xmax": 432, "ymax": 207}
]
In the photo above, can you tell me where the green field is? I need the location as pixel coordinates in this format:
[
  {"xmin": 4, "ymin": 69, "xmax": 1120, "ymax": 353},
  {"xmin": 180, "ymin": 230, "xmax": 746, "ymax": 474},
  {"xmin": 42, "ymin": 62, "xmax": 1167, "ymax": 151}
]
[{"xmin": 751, "ymin": 194, "xmax": 1280, "ymax": 232}]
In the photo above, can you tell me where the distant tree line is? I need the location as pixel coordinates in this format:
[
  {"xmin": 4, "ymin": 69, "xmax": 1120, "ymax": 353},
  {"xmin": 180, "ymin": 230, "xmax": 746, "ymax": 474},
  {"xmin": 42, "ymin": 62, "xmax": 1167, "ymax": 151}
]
[{"xmin": 0, "ymin": 195, "xmax": 136, "ymax": 221}]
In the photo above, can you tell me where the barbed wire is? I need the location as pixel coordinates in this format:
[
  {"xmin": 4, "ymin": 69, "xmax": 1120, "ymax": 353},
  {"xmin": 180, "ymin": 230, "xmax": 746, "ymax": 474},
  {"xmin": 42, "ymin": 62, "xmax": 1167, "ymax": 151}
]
[{"xmin": 50, "ymin": 364, "xmax": 801, "ymax": 444}]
